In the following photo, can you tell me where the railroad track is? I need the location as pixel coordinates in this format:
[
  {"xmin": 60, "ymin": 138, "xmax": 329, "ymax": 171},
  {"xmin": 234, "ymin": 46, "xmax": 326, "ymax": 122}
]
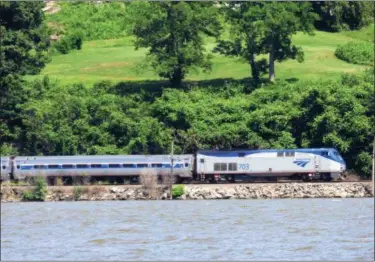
[{"xmin": 2, "ymin": 180, "xmax": 370, "ymax": 187}]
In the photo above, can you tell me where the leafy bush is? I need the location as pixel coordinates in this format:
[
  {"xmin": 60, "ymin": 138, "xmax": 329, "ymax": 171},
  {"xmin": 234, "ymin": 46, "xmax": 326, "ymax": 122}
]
[
  {"xmin": 52, "ymin": 31, "xmax": 83, "ymax": 55},
  {"xmin": 171, "ymin": 185, "xmax": 185, "ymax": 199},
  {"xmin": 46, "ymin": 2, "xmax": 127, "ymax": 41},
  {"xmin": 22, "ymin": 177, "xmax": 48, "ymax": 201},
  {"xmin": 335, "ymin": 41, "xmax": 374, "ymax": 66},
  {"xmin": 72, "ymin": 186, "xmax": 88, "ymax": 201},
  {"xmin": 53, "ymin": 37, "xmax": 70, "ymax": 54}
]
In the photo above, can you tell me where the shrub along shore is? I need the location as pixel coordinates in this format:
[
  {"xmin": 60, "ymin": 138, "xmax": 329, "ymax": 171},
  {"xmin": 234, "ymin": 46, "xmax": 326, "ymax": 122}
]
[{"xmin": 1, "ymin": 182, "xmax": 373, "ymax": 203}]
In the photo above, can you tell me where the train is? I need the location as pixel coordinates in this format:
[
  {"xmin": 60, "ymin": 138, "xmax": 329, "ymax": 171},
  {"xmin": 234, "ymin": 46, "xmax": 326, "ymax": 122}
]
[{"xmin": 0, "ymin": 148, "xmax": 346, "ymax": 184}]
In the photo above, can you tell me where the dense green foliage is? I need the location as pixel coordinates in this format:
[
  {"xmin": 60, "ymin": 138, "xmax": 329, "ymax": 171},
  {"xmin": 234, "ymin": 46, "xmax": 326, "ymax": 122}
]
[
  {"xmin": 20, "ymin": 78, "xmax": 172, "ymax": 155},
  {"xmin": 16, "ymin": 70, "xmax": 374, "ymax": 178},
  {"xmin": 46, "ymin": 2, "xmax": 127, "ymax": 41},
  {"xmin": 312, "ymin": 2, "xmax": 374, "ymax": 32},
  {"xmin": 126, "ymin": 2, "xmax": 221, "ymax": 86},
  {"xmin": 0, "ymin": 2, "xmax": 50, "ymax": 155},
  {"xmin": 215, "ymin": 2, "xmax": 318, "ymax": 82},
  {"xmin": 22, "ymin": 177, "xmax": 48, "ymax": 201},
  {"xmin": 335, "ymin": 41, "xmax": 374, "ymax": 66},
  {"xmin": 172, "ymin": 185, "xmax": 185, "ymax": 199}
]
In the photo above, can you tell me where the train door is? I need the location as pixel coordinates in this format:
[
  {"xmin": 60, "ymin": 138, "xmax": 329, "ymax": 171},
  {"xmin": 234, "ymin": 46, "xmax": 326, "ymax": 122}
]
[
  {"xmin": 314, "ymin": 154, "xmax": 321, "ymax": 174},
  {"xmin": 199, "ymin": 157, "xmax": 205, "ymax": 181}
]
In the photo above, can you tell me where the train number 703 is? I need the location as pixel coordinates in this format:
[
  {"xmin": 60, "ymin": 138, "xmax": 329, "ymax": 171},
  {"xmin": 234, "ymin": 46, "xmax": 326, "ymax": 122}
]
[{"xmin": 238, "ymin": 164, "xmax": 249, "ymax": 170}]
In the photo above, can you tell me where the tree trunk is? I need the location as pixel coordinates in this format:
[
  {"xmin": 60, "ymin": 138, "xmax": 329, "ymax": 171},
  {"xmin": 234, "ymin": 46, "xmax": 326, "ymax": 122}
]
[
  {"xmin": 170, "ymin": 67, "xmax": 183, "ymax": 87},
  {"xmin": 269, "ymin": 45, "xmax": 275, "ymax": 83},
  {"xmin": 249, "ymin": 53, "xmax": 260, "ymax": 84}
]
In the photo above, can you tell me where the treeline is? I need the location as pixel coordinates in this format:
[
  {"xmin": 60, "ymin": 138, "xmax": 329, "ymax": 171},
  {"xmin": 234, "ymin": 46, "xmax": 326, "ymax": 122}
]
[
  {"xmin": 4, "ymin": 70, "xmax": 374, "ymax": 178},
  {"xmin": 0, "ymin": 2, "xmax": 374, "ymax": 178}
]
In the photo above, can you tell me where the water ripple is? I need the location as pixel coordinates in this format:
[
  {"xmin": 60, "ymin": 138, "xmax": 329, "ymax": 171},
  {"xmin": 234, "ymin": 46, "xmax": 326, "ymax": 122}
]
[{"xmin": 1, "ymin": 199, "xmax": 374, "ymax": 261}]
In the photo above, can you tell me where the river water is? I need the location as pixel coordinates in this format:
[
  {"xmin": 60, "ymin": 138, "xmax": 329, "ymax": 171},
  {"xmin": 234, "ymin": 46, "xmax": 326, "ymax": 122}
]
[{"xmin": 1, "ymin": 199, "xmax": 374, "ymax": 261}]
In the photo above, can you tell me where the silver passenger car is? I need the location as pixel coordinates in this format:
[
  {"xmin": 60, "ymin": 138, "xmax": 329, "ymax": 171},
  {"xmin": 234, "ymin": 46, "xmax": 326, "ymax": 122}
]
[{"xmin": 12, "ymin": 155, "xmax": 194, "ymax": 180}]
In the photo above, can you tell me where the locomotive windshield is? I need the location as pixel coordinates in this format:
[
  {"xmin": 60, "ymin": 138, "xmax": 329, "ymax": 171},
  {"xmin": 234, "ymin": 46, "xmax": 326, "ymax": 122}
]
[{"xmin": 333, "ymin": 150, "xmax": 344, "ymax": 162}]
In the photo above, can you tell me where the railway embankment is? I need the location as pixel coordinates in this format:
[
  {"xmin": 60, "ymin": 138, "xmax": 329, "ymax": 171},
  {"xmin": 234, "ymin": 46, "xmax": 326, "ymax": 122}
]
[{"xmin": 1, "ymin": 182, "xmax": 373, "ymax": 202}]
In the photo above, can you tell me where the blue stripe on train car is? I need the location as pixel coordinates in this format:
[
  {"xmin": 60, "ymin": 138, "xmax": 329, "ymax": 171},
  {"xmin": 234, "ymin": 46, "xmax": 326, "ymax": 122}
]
[
  {"xmin": 20, "ymin": 165, "xmax": 33, "ymax": 170},
  {"xmin": 20, "ymin": 164, "xmax": 186, "ymax": 170}
]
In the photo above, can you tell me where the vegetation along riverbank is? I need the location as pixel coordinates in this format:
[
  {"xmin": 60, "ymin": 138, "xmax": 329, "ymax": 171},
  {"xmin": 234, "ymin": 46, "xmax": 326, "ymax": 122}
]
[{"xmin": 1, "ymin": 182, "xmax": 373, "ymax": 203}]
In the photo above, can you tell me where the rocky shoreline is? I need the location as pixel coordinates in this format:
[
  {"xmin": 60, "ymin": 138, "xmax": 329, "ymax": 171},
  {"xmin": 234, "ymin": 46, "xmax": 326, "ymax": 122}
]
[{"xmin": 1, "ymin": 182, "xmax": 373, "ymax": 203}]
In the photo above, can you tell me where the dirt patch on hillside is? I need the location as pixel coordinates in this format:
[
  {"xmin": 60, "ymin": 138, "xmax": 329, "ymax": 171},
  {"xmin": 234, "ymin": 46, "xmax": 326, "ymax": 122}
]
[
  {"xmin": 80, "ymin": 62, "xmax": 130, "ymax": 72},
  {"xmin": 43, "ymin": 1, "xmax": 61, "ymax": 14}
]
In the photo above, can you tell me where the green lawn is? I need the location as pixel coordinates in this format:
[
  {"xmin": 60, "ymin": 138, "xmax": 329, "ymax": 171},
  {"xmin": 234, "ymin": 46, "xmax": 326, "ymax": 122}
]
[{"xmin": 25, "ymin": 26, "xmax": 373, "ymax": 86}]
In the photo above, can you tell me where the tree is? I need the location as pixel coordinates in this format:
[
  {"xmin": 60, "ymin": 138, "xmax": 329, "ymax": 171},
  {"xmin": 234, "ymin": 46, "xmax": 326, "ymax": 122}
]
[
  {"xmin": 214, "ymin": 3, "xmax": 266, "ymax": 84},
  {"xmin": 0, "ymin": 2, "xmax": 50, "ymax": 153},
  {"xmin": 126, "ymin": 2, "xmax": 221, "ymax": 87},
  {"xmin": 312, "ymin": 1, "xmax": 374, "ymax": 32},
  {"xmin": 215, "ymin": 2, "xmax": 317, "ymax": 83}
]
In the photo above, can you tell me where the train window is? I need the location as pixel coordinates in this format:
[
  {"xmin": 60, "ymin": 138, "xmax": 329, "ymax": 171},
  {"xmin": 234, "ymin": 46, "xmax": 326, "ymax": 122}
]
[
  {"xmin": 238, "ymin": 153, "xmax": 245, "ymax": 157},
  {"xmin": 2, "ymin": 165, "xmax": 6, "ymax": 169},
  {"xmin": 137, "ymin": 164, "xmax": 148, "ymax": 168},
  {"xmin": 321, "ymin": 151, "xmax": 328, "ymax": 156},
  {"xmin": 77, "ymin": 164, "xmax": 89, "ymax": 168},
  {"xmin": 34, "ymin": 165, "xmax": 46, "ymax": 169},
  {"xmin": 151, "ymin": 163, "xmax": 163, "ymax": 168},
  {"xmin": 17, "ymin": 165, "xmax": 20, "ymax": 169},
  {"xmin": 228, "ymin": 163, "xmax": 237, "ymax": 171},
  {"xmin": 200, "ymin": 159, "xmax": 204, "ymax": 163},
  {"xmin": 185, "ymin": 163, "xmax": 189, "ymax": 167},
  {"xmin": 277, "ymin": 152, "xmax": 284, "ymax": 157},
  {"xmin": 214, "ymin": 163, "xmax": 227, "ymax": 171},
  {"xmin": 123, "ymin": 164, "xmax": 135, "ymax": 168},
  {"xmin": 90, "ymin": 164, "xmax": 102, "ymax": 168},
  {"xmin": 48, "ymin": 164, "xmax": 59, "ymax": 169},
  {"xmin": 109, "ymin": 164, "xmax": 121, "ymax": 168},
  {"xmin": 62, "ymin": 164, "xmax": 74, "ymax": 169},
  {"xmin": 285, "ymin": 152, "xmax": 295, "ymax": 157}
]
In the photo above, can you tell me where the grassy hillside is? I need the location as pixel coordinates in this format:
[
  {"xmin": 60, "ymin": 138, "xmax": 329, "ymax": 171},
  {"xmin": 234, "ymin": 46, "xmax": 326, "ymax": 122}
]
[{"xmin": 25, "ymin": 25, "xmax": 373, "ymax": 86}]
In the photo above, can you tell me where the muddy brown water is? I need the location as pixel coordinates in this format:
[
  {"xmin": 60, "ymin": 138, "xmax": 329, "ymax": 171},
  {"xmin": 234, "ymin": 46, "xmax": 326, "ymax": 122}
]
[{"xmin": 1, "ymin": 199, "xmax": 374, "ymax": 261}]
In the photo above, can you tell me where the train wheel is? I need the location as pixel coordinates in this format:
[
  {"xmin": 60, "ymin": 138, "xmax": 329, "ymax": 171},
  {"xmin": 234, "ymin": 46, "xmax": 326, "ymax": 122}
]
[
  {"xmin": 302, "ymin": 174, "xmax": 311, "ymax": 182},
  {"xmin": 267, "ymin": 177, "xmax": 278, "ymax": 182},
  {"xmin": 130, "ymin": 176, "xmax": 139, "ymax": 184},
  {"xmin": 323, "ymin": 174, "xmax": 332, "ymax": 182},
  {"xmin": 82, "ymin": 176, "xmax": 91, "ymax": 185},
  {"xmin": 115, "ymin": 177, "xmax": 125, "ymax": 185},
  {"xmin": 123, "ymin": 177, "xmax": 131, "ymax": 185},
  {"xmin": 47, "ymin": 177, "xmax": 55, "ymax": 186},
  {"xmin": 89, "ymin": 177, "xmax": 97, "ymax": 185}
]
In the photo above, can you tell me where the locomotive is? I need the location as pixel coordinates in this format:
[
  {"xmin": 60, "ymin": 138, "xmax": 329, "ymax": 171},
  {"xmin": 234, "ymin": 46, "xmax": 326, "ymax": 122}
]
[{"xmin": 0, "ymin": 148, "xmax": 346, "ymax": 184}]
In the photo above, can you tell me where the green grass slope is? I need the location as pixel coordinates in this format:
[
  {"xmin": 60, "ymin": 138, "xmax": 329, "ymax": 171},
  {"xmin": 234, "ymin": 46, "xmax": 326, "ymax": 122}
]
[{"xmin": 25, "ymin": 25, "xmax": 373, "ymax": 86}]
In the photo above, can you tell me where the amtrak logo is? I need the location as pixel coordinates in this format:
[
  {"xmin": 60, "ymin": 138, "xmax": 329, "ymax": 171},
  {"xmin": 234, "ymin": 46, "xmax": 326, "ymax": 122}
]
[{"xmin": 293, "ymin": 160, "xmax": 310, "ymax": 167}]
